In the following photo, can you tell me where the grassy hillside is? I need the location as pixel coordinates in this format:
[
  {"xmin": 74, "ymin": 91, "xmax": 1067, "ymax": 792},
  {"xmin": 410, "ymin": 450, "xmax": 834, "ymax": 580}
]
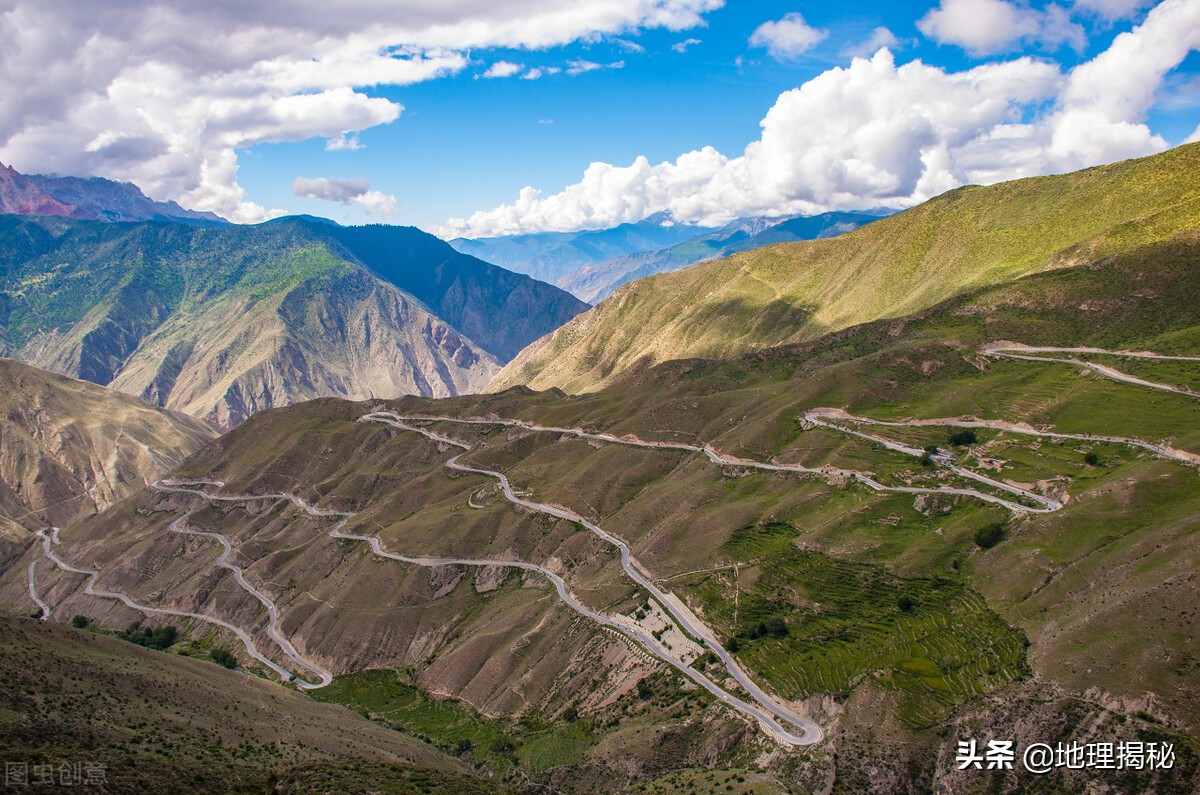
[
  {"xmin": 0, "ymin": 614, "xmax": 501, "ymax": 794},
  {"xmin": 491, "ymin": 142, "xmax": 1200, "ymax": 394}
]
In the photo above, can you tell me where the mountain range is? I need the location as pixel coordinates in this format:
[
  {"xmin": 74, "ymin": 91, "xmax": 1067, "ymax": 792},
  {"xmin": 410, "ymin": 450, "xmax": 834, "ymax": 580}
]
[
  {"xmin": 448, "ymin": 214, "xmax": 717, "ymax": 287},
  {"xmin": 0, "ymin": 213, "xmax": 586, "ymax": 429},
  {"xmin": 558, "ymin": 211, "xmax": 881, "ymax": 303},
  {"xmin": 0, "ymin": 160, "xmax": 224, "ymax": 224}
]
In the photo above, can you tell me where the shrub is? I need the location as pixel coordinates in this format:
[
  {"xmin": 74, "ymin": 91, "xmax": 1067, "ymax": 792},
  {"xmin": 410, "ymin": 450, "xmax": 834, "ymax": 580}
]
[
  {"xmin": 637, "ymin": 679, "xmax": 653, "ymax": 700},
  {"xmin": 897, "ymin": 595, "xmax": 916, "ymax": 612},
  {"xmin": 974, "ymin": 523, "xmax": 1006, "ymax": 549},
  {"xmin": 69, "ymin": 615, "xmax": 89, "ymax": 629},
  {"xmin": 210, "ymin": 648, "xmax": 237, "ymax": 669},
  {"xmin": 948, "ymin": 430, "xmax": 978, "ymax": 446},
  {"xmin": 1084, "ymin": 451, "xmax": 1100, "ymax": 466},
  {"xmin": 726, "ymin": 636, "xmax": 741, "ymax": 653}
]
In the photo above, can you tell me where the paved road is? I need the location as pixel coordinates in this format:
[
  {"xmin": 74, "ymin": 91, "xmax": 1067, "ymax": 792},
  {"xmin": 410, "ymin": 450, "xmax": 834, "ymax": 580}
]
[
  {"xmin": 800, "ymin": 412, "xmax": 1064, "ymax": 512},
  {"xmin": 804, "ymin": 408, "xmax": 1200, "ymax": 467},
  {"xmin": 27, "ymin": 556, "xmax": 50, "ymax": 620},
  {"xmin": 981, "ymin": 343, "xmax": 1200, "ymax": 398},
  {"xmin": 166, "ymin": 512, "xmax": 333, "ymax": 687},
  {"xmin": 32, "ymin": 527, "xmax": 317, "ymax": 688},
  {"xmin": 372, "ymin": 411, "xmax": 1056, "ymax": 515},
  {"xmin": 361, "ymin": 412, "xmax": 823, "ymax": 745}
]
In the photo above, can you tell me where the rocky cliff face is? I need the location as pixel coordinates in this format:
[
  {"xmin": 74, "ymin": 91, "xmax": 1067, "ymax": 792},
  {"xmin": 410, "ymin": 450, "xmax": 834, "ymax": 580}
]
[
  {"xmin": 0, "ymin": 162, "xmax": 87, "ymax": 218},
  {"xmin": 0, "ymin": 359, "xmax": 216, "ymax": 533}
]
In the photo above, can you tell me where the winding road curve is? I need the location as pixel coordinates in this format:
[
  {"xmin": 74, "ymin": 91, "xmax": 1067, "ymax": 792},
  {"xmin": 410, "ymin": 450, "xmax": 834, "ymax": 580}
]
[
  {"xmin": 803, "ymin": 408, "xmax": 1200, "ymax": 468},
  {"xmin": 371, "ymin": 412, "xmax": 1057, "ymax": 515},
  {"xmin": 360, "ymin": 413, "xmax": 823, "ymax": 745},
  {"xmin": 32, "ymin": 527, "xmax": 318, "ymax": 687},
  {"xmin": 27, "ymin": 556, "xmax": 49, "ymax": 620},
  {"xmin": 166, "ymin": 513, "xmax": 334, "ymax": 687},
  {"xmin": 981, "ymin": 343, "xmax": 1200, "ymax": 398}
]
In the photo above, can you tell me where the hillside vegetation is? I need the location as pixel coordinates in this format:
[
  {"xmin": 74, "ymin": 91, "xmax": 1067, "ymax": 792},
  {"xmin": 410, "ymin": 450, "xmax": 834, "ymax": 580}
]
[
  {"xmin": 491, "ymin": 142, "xmax": 1200, "ymax": 393},
  {"xmin": 0, "ymin": 615, "xmax": 500, "ymax": 794}
]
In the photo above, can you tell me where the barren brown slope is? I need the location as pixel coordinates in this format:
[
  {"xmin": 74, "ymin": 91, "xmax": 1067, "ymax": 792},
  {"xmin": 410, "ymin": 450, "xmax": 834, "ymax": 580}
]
[
  {"xmin": 0, "ymin": 358, "xmax": 216, "ymax": 533},
  {"xmin": 490, "ymin": 142, "xmax": 1200, "ymax": 394}
]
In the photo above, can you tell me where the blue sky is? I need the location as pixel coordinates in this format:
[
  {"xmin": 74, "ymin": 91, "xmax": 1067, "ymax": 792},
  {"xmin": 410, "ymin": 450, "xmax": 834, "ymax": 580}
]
[{"xmin": 2, "ymin": 1, "xmax": 1197, "ymax": 234}]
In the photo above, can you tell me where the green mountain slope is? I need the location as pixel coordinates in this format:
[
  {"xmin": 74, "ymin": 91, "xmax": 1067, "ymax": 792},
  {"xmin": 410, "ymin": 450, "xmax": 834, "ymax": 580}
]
[
  {"xmin": 0, "ymin": 359, "xmax": 216, "ymax": 534},
  {"xmin": 491, "ymin": 142, "xmax": 1200, "ymax": 394},
  {"xmin": 0, "ymin": 216, "xmax": 585, "ymax": 429},
  {"xmin": 0, "ymin": 615, "xmax": 499, "ymax": 794}
]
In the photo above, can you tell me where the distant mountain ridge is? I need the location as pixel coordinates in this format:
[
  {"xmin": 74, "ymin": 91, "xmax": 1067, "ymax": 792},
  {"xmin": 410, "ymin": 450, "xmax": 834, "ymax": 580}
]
[
  {"xmin": 0, "ymin": 215, "xmax": 586, "ymax": 428},
  {"xmin": 560, "ymin": 211, "xmax": 881, "ymax": 303},
  {"xmin": 448, "ymin": 214, "xmax": 719, "ymax": 286},
  {"xmin": 0, "ymin": 160, "xmax": 224, "ymax": 224}
]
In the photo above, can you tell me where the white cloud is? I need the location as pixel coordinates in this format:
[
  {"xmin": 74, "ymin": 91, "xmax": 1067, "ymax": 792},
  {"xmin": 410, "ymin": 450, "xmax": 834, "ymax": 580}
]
[
  {"xmin": 0, "ymin": 0, "xmax": 723, "ymax": 222},
  {"xmin": 672, "ymin": 38, "xmax": 702, "ymax": 53},
  {"xmin": 522, "ymin": 68, "xmax": 545, "ymax": 80},
  {"xmin": 844, "ymin": 27, "xmax": 902, "ymax": 58},
  {"xmin": 1074, "ymin": 0, "xmax": 1155, "ymax": 18},
  {"xmin": 918, "ymin": 0, "xmax": 1085, "ymax": 55},
  {"xmin": 482, "ymin": 60, "xmax": 524, "ymax": 79},
  {"xmin": 749, "ymin": 12, "xmax": 828, "ymax": 60},
  {"xmin": 325, "ymin": 133, "xmax": 364, "ymax": 151},
  {"xmin": 566, "ymin": 59, "xmax": 625, "ymax": 76},
  {"xmin": 613, "ymin": 38, "xmax": 647, "ymax": 53},
  {"xmin": 439, "ymin": 0, "xmax": 1200, "ymax": 238},
  {"xmin": 292, "ymin": 176, "xmax": 397, "ymax": 217},
  {"xmin": 1185, "ymin": 123, "xmax": 1200, "ymax": 143}
]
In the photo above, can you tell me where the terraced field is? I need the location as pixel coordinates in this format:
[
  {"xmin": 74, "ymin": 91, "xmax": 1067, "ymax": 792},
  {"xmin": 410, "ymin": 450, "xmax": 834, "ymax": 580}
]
[{"xmin": 686, "ymin": 533, "xmax": 1027, "ymax": 728}]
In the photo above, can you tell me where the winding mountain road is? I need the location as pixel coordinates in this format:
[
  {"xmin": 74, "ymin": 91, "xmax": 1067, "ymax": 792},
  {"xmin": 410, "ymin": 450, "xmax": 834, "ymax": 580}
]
[
  {"xmin": 82, "ymin": 469, "xmax": 822, "ymax": 744},
  {"xmin": 981, "ymin": 344, "xmax": 1200, "ymax": 398},
  {"xmin": 166, "ymin": 513, "xmax": 334, "ymax": 687},
  {"xmin": 803, "ymin": 408, "xmax": 1200, "ymax": 467},
  {"xmin": 360, "ymin": 412, "xmax": 823, "ymax": 745},
  {"xmin": 27, "ymin": 557, "xmax": 49, "ymax": 620},
  {"xmin": 32, "ymin": 527, "xmax": 318, "ymax": 687},
  {"xmin": 370, "ymin": 412, "xmax": 1056, "ymax": 514}
]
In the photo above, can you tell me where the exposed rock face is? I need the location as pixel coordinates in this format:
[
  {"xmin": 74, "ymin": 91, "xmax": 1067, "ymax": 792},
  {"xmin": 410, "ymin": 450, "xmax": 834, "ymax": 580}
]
[
  {"xmin": 0, "ymin": 215, "xmax": 585, "ymax": 429},
  {"xmin": 0, "ymin": 161, "xmax": 86, "ymax": 218},
  {"xmin": 0, "ymin": 359, "xmax": 216, "ymax": 533}
]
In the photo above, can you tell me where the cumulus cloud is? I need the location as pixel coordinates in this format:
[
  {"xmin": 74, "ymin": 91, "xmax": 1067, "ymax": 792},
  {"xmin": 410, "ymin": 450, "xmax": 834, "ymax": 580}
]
[
  {"xmin": 672, "ymin": 38, "xmax": 702, "ymax": 53},
  {"xmin": 439, "ymin": 0, "xmax": 1200, "ymax": 238},
  {"xmin": 482, "ymin": 60, "xmax": 524, "ymax": 78},
  {"xmin": 292, "ymin": 176, "xmax": 397, "ymax": 217},
  {"xmin": 325, "ymin": 133, "xmax": 364, "ymax": 151},
  {"xmin": 918, "ymin": 0, "xmax": 1085, "ymax": 55},
  {"xmin": 844, "ymin": 27, "xmax": 903, "ymax": 59},
  {"xmin": 0, "ymin": 0, "xmax": 723, "ymax": 222},
  {"xmin": 749, "ymin": 12, "xmax": 828, "ymax": 60}
]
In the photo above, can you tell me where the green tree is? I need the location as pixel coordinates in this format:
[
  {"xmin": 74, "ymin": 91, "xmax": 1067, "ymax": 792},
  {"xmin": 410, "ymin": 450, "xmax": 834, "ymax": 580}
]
[{"xmin": 69, "ymin": 615, "xmax": 89, "ymax": 629}]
